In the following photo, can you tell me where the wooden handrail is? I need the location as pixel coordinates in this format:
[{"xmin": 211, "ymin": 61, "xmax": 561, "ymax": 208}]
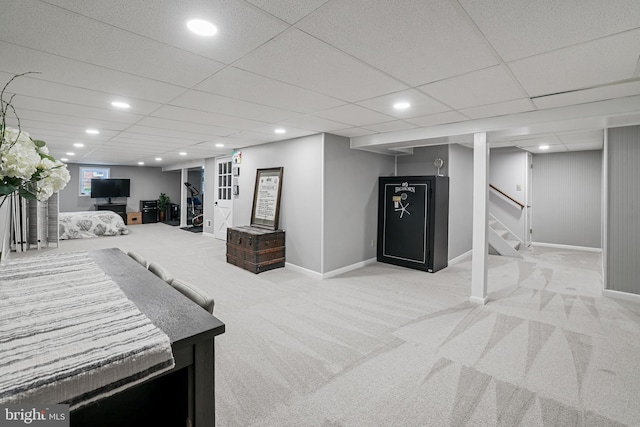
[{"xmin": 489, "ymin": 184, "xmax": 525, "ymax": 210}]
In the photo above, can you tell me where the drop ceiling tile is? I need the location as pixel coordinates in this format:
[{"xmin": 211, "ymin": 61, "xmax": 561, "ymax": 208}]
[
  {"xmin": 558, "ymin": 130, "xmax": 604, "ymax": 144},
  {"xmin": 246, "ymin": 0, "xmax": 330, "ymax": 24},
  {"xmin": 362, "ymin": 121, "xmax": 417, "ymax": 133},
  {"xmin": 115, "ymin": 131, "xmax": 197, "ymax": 146},
  {"xmin": 42, "ymin": 0, "xmax": 289, "ymax": 64},
  {"xmin": 524, "ymin": 144, "xmax": 567, "ymax": 153},
  {"xmin": 234, "ymin": 29, "xmax": 407, "ymax": 102},
  {"xmin": 195, "ymin": 67, "xmax": 345, "ymax": 114},
  {"xmin": 150, "ymin": 105, "xmax": 266, "ymax": 131},
  {"xmin": 533, "ymin": 81, "xmax": 640, "ymax": 110},
  {"xmin": 563, "ymin": 141, "xmax": 604, "ymax": 151},
  {"xmin": 225, "ymin": 131, "xmax": 279, "ymax": 143},
  {"xmin": 6, "ymin": 110, "xmax": 131, "ymax": 134},
  {"xmin": 98, "ymin": 144, "xmax": 158, "ymax": 154},
  {"xmin": 10, "ymin": 97, "xmax": 143, "ymax": 126},
  {"xmin": 329, "ymin": 128, "xmax": 376, "ymax": 138},
  {"xmin": 276, "ymin": 115, "xmax": 348, "ymax": 133},
  {"xmin": 512, "ymin": 135, "xmax": 562, "ymax": 147},
  {"xmin": 6, "ymin": 119, "xmax": 118, "ymax": 140},
  {"xmin": 419, "ymin": 66, "xmax": 525, "ymax": 109},
  {"xmin": 135, "ymin": 116, "xmax": 237, "ymax": 137},
  {"xmin": 489, "ymin": 141, "xmax": 518, "ymax": 148},
  {"xmin": 0, "ymin": 71, "xmax": 163, "ymax": 115},
  {"xmin": 509, "ymin": 30, "xmax": 640, "ymax": 97},
  {"xmin": 195, "ymin": 140, "xmax": 243, "ymax": 150},
  {"xmin": 459, "ymin": 98, "xmax": 535, "ymax": 119},
  {"xmin": 460, "ymin": 0, "xmax": 640, "ymax": 61},
  {"xmin": 125, "ymin": 125, "xmax": 212, "ymax": 142},
  {"xmin": 0, "ymin": 0, "xmax": 224, "ymax": 87},
  {"xmin": 171, "ymin": 90, "xmax": 298, "ymax": 123},
  {"xmin": 405, "ymin": 111, "xmax": 469, "ymax": 127},
  {"xmin": 297, "ymin": 0, "xmax": 498, "ymax": 86},
  {"xmin": 356, "ymin": 89, "xmax": 450, "ymax": 118},
  {"xmin": 244, "ymin": 124, "xmax": 316, "ymax": 139},
  {"xmin": 0, "ymin": 42, "xmax": 185, "ymax": 104},
  {"xmin": 313, "ymin": 104, "xmax": 394, "ymax": 127}
]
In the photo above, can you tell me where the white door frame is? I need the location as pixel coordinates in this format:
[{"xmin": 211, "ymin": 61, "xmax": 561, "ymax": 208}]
[{"xmin": 213, "ymin": 156, "xmax": 233, "ymax": 241}]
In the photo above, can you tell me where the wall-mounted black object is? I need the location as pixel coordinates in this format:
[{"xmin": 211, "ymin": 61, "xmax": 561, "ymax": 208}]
[
  {"xmin": 91, "ymin": 178, "xmax": 130, "ymax": 204},
  {"xmin": 377, "ymin": 175, "xmax": 449, "ymax": 273}
]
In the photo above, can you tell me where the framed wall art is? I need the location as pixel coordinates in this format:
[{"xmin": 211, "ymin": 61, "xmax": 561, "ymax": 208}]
[{"xmin": 250, "ymin": 167, "xmax": 283, "ymax": 230}]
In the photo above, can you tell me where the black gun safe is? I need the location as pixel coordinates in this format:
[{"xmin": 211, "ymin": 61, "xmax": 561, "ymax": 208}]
[{"xmin": 377, "ymin": 175, "xmax": 449, "ymax": 273}]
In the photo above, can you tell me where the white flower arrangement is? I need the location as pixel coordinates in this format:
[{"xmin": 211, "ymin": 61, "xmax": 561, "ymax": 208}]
[{"xmin": 0, "ymin": 73, "xmax": 70, "ymax": 205}]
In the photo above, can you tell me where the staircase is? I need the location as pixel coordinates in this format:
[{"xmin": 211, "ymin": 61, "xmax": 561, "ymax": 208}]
[{"xmin": 488, "ymin": 216, "xmax": 523, "ymax": 258}]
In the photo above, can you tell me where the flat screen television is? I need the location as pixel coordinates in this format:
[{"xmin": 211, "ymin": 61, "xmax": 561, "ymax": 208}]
[{"xmin": 91, "ymin": 178, "xmax": 130, "ymax": 202}]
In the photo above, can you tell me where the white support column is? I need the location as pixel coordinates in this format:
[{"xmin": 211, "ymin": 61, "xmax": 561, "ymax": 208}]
[
  {"xmin": 180, "ymin": 168, "xmax": 189, "ymax": 228},
  {"xmin": 471, "ymin": 132, "xmax": 489, "ymax": 305}
]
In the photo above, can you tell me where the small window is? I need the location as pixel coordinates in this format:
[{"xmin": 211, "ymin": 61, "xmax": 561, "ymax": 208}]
[{"xmin": 79, "ymin": 167, "xmax": 110, "ymax": 196}]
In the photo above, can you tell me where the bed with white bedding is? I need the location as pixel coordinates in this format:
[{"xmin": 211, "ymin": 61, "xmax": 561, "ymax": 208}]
[{"xmin": 59, "ymin": 211, "xmax": 129, "ymax": 240}]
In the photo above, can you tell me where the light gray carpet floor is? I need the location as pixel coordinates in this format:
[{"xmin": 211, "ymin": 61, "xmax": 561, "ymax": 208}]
[{"xmin": 10, "ymin": 223, "xmax": 640, "ymax": 426}]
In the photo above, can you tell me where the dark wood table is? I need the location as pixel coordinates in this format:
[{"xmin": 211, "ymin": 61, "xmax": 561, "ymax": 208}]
[{"xmin": 70, "ymin": 248, "xmax": 225, "ymax": 427}]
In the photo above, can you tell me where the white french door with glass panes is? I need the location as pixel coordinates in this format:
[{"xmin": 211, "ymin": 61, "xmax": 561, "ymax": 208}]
[{"xmin": 214, "ymin": 157, "xmax": 233, "ymax": 241}]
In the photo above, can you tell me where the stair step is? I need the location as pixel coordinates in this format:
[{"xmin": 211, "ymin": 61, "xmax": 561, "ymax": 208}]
[
  {"xmin": 497, "ymin": 229, "xmax": 509, "ymax": 239},
  {"xmin": 506, "ymin": 239, "xmax": 521, "ymax": 251}
]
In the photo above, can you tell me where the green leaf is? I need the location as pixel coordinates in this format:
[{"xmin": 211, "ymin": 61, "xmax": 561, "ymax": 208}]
[
  {"xmin": 18, "ymin": 187, "xmax": 37, "ymax": 200},
  {"xmin": 0, "ymin": 184, "xmax": 17, "ymax": 195},
  {"xmin": 32, "ymin": 139, "xmax": 46, "ymax": 148},
  {"xmin": 40, "ymin": 153, "xmax": 55, "ymax": 161}
]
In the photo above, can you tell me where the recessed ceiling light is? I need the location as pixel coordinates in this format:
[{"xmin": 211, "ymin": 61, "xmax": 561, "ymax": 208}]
[
  {"xmin": 138, "ymin": 161, "xmax": 144, "ymax": 165},
  {"xmin": 539, "ymin": 144, "xmax": 550, "ymax": 150},
  {"xmin": 111, "ymin": 101, "xmax": 130, "ymax": 109},
  {"xmin": 73, "ymin": 143, "xmax": 84, "ymax": 148},
  {"xmin": 274, "ymin": 128, "xmax": 286, "ymax": 134},
  {"xmin": 187, "ymin": 19, "xmax": 218, "ymax": 36},
  {"xmin": 66, "ymin": 152, "xmax": 75, "ymax": 156},
  {"xmin": 179, "ymin": 152, "xmax": 187, "ymax": 156},
  {"xmin": 86, "ymin": 129, "xmax": 99, "ymax": 135},
  {"xmin": 155, "ymin": 157, "xmax": 162, "ymax": 161},
  {"xmin": 393, "ymin": 102, "xmax": 411, "ymax": 110},
  {"xmin": 215, "ymin": 143, "xmax": 224, "ymax": 148},
  {"xmin": 61, "ymin": 158, "xmax": 68, "ymax": 162}
]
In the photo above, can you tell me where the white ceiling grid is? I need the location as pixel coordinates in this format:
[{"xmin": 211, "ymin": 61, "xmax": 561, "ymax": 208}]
[{"xmin": 0, "ymin": 0, "xmax": 638, "ymax": 165}]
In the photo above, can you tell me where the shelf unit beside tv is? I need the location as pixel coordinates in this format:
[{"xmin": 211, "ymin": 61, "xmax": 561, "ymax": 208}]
[{"xmin": 96, "ymin": 203, "xmax": 128, "ymax": 225}]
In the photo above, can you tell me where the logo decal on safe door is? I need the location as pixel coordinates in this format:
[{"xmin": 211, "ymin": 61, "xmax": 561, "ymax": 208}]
[{"xmin": 392, "ymin": 193, "xmax": 411, "ymax": 218}]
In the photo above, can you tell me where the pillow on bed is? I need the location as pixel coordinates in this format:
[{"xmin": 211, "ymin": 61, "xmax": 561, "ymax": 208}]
[{"xmin": 59, "ymin": 211, "xmax": 129, "ymax": 240}]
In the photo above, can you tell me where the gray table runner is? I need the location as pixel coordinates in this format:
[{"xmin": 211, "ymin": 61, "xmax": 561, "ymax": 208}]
[{"xmin": 0, "ymin": 251, "xmax": 175, "ymax": 409}]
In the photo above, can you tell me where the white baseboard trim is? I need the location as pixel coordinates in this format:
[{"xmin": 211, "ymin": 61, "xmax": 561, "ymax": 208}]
[
  {"xmin": 469, "ymin": 295, "xmax": 488, "ymax": 305},
  {"xmin": 449, "ymin": 250, "xmax": 472, "ymax": 265},
  {"xmin": 285, "ymin": 257, "xmax": 378, "ymax": 280},
  {"xmin": 531, "ymin": 242, "xmax": 602, "ymax": 253},
  {"xmin": 201, "ymin": 231, "xmax": 215, "ymax": 238},
  {"xmin": 602, "ymin": 289, "xmax": 640, "ymax": 304},
  {"xmin": 284, "ymin": 262, "xmax": 323, "ymax": 280},
  {"xmin": 321, "ymin": 258, "xmax": 377, "ymax": 279}
]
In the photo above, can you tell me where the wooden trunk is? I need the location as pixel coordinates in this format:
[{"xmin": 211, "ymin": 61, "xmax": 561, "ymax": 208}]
[{"xmin": 226, "ymin": 226, "xmax": 285, "ymax": 274}]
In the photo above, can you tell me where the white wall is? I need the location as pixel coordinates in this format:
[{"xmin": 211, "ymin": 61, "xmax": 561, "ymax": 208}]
[
  {"xmin": 232, "ymin": 134, "xmax": 324, "ymax": 272},
  {"xmin": 323, "ymin": 134, "xmax": 395, "ymax": 273},
  {"xmin": 0, "ymin": 199, "xmax": 10, "ymax": 260},
  {"xmin": 448, "ymin": 144, "xmax": 473, "ymax": 260},
  {"xmin": 607, "ymin": 126, "xmax": 640, "ymax": 294},
  {"xmin": 396, "ymin": 145, "xmax": 449, "ymax": 176},
  {"xmin": 59, "ymin": 164, "xmax": 181, "ymax": 213},
  {"xmin": 489, "ymin": 148, "xmax": 527, "ymax": 242},
  {"xmin": 532, "ymin": 150, "xmax": 602, "ymax": 248}
]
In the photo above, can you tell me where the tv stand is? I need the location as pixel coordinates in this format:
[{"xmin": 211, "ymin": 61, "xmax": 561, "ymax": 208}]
[{"xmin": 96, "ymin": 203, "xmax": 127, "ymax": 225}]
